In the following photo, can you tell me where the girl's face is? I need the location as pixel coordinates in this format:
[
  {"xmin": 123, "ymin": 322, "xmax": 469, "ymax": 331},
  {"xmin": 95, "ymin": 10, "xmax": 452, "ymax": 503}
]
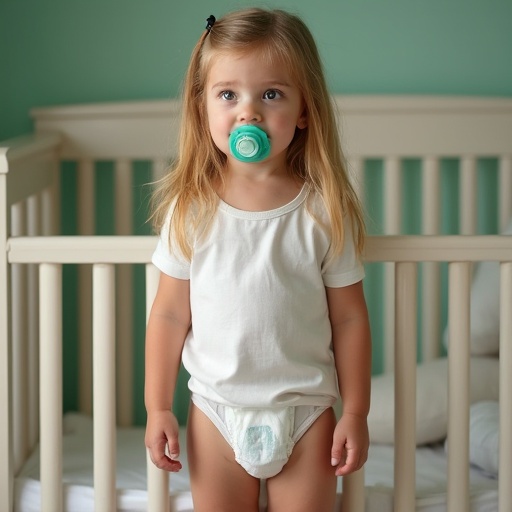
[{"xmin": 205, "ymin": 51, "xmax": 307, "ymax": 168}]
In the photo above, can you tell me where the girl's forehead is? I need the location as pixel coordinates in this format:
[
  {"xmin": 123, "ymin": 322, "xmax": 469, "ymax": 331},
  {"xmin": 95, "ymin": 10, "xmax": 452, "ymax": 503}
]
[{"xmin": 205, "ymin": 49, "xmax": 294, "ymax": 81}]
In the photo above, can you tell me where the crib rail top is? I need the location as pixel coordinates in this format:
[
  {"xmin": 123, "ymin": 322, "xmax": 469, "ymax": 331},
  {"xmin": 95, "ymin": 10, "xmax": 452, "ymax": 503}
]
[
  {"xmin": 28, "ymin": 95, "xmax": 512, "ymax": 160},
  {"xmin": 6, "ymin": 234, "xmax": 512, "ymax": 264}
]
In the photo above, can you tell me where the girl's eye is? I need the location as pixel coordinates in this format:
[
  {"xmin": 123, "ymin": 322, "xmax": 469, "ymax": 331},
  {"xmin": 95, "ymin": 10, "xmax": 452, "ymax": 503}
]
[
  {"xmin": 220, "ymin": 91, "xmax": 235, "ymax": 101},
  {"xmin": 263, "ymin": 89, "xmax": 281, "ymax": 100}
]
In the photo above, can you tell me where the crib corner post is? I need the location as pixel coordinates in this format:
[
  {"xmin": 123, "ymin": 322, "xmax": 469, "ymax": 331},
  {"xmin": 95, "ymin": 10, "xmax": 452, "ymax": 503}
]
[
  {"xmin": 0, "ymin": 168, "xmax": 14, "ymax": 512},
  {"xmin": 0, "ymin": 321, "xmax": 12, "ymax": 512},
  {"xmin": 499, "ymin": 261, "xmax": 512, "ymax": 512}
]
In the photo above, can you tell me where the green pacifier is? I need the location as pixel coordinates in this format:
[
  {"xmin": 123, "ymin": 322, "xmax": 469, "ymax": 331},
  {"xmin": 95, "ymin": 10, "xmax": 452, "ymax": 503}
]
[{"xmin": 229, "ymin": 125, "xmax": 271, "ymax": 163}]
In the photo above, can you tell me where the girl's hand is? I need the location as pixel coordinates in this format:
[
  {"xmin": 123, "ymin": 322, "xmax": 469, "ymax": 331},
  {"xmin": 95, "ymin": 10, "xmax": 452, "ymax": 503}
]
[
  {"xmin": 330, "ymin": 412, "xmax": 369, "ymax": 476},
  {"xmin": 145, "ymin": 409, "xmax": 183, "ymax": 472}
]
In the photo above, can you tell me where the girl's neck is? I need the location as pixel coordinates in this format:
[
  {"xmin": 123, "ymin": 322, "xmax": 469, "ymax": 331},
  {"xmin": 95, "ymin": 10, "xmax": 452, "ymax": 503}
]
[{"xmin": 216, "ymin": 163, "xmax": 303, "ymax": 212}]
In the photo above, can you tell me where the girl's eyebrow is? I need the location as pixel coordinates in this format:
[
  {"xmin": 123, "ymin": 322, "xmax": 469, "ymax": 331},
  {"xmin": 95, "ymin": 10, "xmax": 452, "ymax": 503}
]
[
  {"xmin": 210, "ymin": 80, "xmax": 292, "ymax": 90},
  {"xmin": 264, "ymin": 81, "xmax": 292, "ymax": 88},
  {"xmin": 210, "ymin": 81, "xmax": 237, "ymax": 89}
]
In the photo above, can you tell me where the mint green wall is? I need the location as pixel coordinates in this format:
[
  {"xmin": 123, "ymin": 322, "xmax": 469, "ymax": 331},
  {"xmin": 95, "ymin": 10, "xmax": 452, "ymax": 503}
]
[{"xmin": 1, "ymin": 0, "xmax": 511, "ymax": 141}]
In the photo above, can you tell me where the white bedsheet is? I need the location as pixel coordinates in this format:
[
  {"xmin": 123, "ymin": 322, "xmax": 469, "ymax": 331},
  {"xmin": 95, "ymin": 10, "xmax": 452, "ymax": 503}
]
[
  {"xmin": 362, "ymin": 444, "xmax": 498, "ymax": 512},
  {"xmin": 14, "ymin": 413, "xmax": 498, "ymax": 512}
]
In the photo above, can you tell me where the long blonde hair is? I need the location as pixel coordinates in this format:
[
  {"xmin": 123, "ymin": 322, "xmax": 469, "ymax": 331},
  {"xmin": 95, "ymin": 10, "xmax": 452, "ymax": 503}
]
[{"xmin": 151, "ymin": 8, "xmax": 365, "ymax": 260}]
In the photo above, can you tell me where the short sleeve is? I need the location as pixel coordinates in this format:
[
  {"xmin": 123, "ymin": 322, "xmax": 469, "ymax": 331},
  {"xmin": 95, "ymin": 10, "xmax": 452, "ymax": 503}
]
[
  {"xmin": 322, "ymin": 217, "xmax": 365, "ymax": 288},
  {"xmin": 151, "ymin": 207, "xmax": 191, "ymax": 280}
]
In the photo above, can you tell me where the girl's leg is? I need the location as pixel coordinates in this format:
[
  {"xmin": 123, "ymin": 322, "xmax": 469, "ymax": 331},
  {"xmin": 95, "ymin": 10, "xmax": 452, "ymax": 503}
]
[
  {"xmin": 187, "ymin": 402, "xmax": 261, "ymax": 512},
  {"xmin": 266, "ymin": 408, "xmax": 338, "ymax": 512}
]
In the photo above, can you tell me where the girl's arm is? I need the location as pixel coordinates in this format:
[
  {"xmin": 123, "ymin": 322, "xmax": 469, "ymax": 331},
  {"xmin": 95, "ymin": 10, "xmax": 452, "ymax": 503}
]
[
  {"xmin": 145, "ymin": 272, "xmax": 191, "ymax": 472},
  {"xmin": 326, "ymin": 280, "xmax": 372, "ymax": 476}
]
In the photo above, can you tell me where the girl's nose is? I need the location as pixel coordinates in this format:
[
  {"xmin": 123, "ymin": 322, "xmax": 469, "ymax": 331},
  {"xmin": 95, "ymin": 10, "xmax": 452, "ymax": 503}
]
[{"xmin": 238, "ymin": 102, "xmax": 261, "ymax": 123}]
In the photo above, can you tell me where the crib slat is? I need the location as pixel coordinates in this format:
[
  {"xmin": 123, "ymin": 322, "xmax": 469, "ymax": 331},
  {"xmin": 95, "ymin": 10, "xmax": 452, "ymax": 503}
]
[
  {"xmin": 78, "ymin": 159, "xmax": 94, "ymax": 416},
  {"xmin": 459, "ymin": 157, "xmax": 477, "ymax": 235},
  {"xmin": 145, "ymin": 263, "xmax": 171, "ymax": 512},
  {"xmin": 41, "ymin": 186, "xmax": 54, "ymax": 236},
  {"xmin": 115, "ymin": 158, "xmax": 133, "ymax": 427},
  {"xmin": 499, "ymin": 156, "xmax": 512, "ymax": 231},
  {"xmin": 41, "ymin": 156, "xmax": 59, "ymax": 235},
  {"xmin": 447, "ymin": 262, "xmax": 471, "ymax": 512},
  {"xmin": 77, "ymin": 158, "xmax": 95, "ymax": 236},
  {"xmin": 341, "ymin": 468, "xmax": 365, "ymax": 512},
  {"xmin": 27, "ymin": 194, "xmax": 40, "ymax": 452},
  {"xmin": 115, "ymin": 159, "xmax": 133, "ymax": 235},
  {"xmin": 384, "ymin": 157, "xmax": 402, "ymax": 235},
  {"xmin": 384, "ymin": 260, "xmax": 394, "ymax": 373},
  {"xmin": 11, "ymin": 202, "xmax": 29, "ymax": 474},
  {"xmin": 383, "ymin": 158, "xmax": 401, "ymax": 372},
  {"xmin": 421, "ymin": 157, "xmax": 441, "ymax": 236},
  {"xmin": 116, "ymin": 265, "xmax": 133, "ymax": 421},
  {"xmin": 421, "ymin": 157, "xmax": 441, "ymax": 362},
  {"xmin": 93, "ymin": 264, "xmax": 117, "ymax": 512},
  {"xmin": 40, "ymin": 263, "xmax": 63, "ymax": 512},
  {"xmin": 348, "ymin": 156, "xmax": 364, "ymax": 202},
  {"xmin": 394, "ymin": 262, "xmax": 417, "ymax": 512},
  {"xmin": 500, "ymin": 262, "xmax": 512, "ymax": 512},
  {"xmin": 147, "ymin": 462, "xmax": 172, "ymax": 512}
]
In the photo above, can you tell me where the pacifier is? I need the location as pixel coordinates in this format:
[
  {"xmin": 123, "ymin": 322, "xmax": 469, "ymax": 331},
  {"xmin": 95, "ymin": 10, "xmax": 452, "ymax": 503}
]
[{"xmin": 229, "ymin": 125, "xmax": 271, "ymax": 163}]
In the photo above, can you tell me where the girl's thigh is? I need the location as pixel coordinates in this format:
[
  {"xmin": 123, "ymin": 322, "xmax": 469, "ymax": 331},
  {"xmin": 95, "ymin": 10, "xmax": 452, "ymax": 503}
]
[
  {"xmin": 186, "ymin": 402, "xmax": 261, "ymax": 512},
  {"xmin": 266, "ymin": 407, "xmax": 337, "ymax": 512}
]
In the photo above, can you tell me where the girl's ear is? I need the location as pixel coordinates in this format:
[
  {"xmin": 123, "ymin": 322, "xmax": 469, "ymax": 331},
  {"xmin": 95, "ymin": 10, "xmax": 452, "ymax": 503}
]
[{"xmin": 297, "ymin": 109, "xmax": 308, "ymax": 129}]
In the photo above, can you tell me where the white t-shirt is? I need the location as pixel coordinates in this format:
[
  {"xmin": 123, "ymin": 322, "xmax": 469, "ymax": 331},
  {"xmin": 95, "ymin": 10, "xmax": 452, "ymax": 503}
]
[{"xmin": 152, "ymin": 185, "xmax": 365, "ymax": 408}]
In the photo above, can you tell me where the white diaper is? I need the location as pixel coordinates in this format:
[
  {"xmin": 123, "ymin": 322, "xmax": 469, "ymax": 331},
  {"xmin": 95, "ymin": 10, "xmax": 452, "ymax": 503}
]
[
  {"xmin": 225, "ymin": 405, "xmax": 294, "ymax": 478},
  {"xmin": 192, "ymin": 394, "xmax": 327, "ymax": 479}
]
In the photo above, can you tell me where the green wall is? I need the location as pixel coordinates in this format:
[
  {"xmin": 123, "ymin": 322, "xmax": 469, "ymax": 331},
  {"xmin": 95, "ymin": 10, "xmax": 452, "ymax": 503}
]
[{"xmin": 1, "ymin": 0, "xmax": 511, "ymax": 141}]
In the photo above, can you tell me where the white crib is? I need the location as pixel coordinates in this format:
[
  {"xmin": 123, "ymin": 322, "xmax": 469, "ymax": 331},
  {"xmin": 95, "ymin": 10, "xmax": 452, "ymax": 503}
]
[{"xmin": 1, "ymin": 95, "xmax": 512, "ymax": 512}]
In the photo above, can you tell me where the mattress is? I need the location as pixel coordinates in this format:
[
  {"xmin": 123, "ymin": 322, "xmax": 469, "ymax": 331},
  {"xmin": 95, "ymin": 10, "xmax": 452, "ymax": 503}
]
[{"xmin": 14, "ymin": 413, "xmax": 498, "ymax": 512}]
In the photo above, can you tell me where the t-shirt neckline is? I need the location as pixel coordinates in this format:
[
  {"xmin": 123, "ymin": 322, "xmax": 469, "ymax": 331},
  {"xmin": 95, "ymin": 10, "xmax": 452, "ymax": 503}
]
[{"xmin": 218, "ymin": 184, "xmax": 310, "ymax": 220}]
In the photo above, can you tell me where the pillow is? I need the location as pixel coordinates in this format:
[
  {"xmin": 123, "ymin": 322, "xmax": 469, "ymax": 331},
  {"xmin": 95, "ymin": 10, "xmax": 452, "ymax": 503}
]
[
  {"xmin": 368, "ymin": 356, "xmax": 499, "ymax": 445},
  {"xmin": 445, "ymin": 401, "xmax": 499, "ymax": 477},
  {"xmin": 443, "ymin": 217, "xmax": 512, "ymax": 356},
  {"xmin": 63, "ymin": 412, "xmax": 93, "ymax": 435},
  {"xmin": 468, "ymin": 401, "xmax": 499, "ymax": 476}
]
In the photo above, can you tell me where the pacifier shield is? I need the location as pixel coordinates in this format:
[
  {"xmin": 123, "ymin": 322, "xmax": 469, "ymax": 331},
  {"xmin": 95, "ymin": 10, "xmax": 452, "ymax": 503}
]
[{"xmin": 229, "ymin": 125, "xmax": 271, "ymax": 163}]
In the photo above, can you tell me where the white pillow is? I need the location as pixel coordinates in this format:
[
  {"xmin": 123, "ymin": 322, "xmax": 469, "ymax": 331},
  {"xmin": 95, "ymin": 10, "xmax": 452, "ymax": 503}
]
[
  {"xmin": 468, "ymin": 401, "xmax": 499, "ymax": 476},
  {"xmin": 445, "ymin": 401, "xmax": 499, "ymax": 477},
  {"xmin": 444, "ymin": 217, "xmax": 512, "ymax": 356},
  {"xmin": 368, "ymin": 357, "xmax": 499, "ymax": 445}
]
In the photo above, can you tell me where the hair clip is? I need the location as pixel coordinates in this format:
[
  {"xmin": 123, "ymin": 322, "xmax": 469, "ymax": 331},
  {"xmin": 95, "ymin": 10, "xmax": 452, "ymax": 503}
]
[{"xmin": 205, "ymin": 15, "xmax": 216, "ymax": 32}]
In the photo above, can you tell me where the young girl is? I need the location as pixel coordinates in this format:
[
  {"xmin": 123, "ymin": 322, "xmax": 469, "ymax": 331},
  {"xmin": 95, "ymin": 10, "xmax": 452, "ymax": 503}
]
[{"xmin": 145, "ymin": 8, "xmax": 371, "ymax": 511}]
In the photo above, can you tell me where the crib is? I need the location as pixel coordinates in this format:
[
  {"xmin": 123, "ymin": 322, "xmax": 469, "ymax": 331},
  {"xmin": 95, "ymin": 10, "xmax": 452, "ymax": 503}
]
[{"xmin": 1, "ymin": 95, "xmax": 512, "ymax": 512}]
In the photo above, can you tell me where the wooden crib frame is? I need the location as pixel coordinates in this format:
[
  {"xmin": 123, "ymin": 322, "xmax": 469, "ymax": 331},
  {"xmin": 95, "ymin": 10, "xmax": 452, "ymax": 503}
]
[{"xmin": 1, "ymin": 95, "xmax": 512, "ymax": 512}]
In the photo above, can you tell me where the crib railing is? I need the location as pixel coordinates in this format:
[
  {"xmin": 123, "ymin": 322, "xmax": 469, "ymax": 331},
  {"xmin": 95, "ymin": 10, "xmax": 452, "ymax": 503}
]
[
  {"xmin": 363, "ymin": 236, "xmax": 512, "ymax": 512},
  {"xmin": 73, "ymin": 157, "xmax": 168, "ymax": 426},
  {"xmin": 348, "ymin": 152, "xmax": 512, "ymax": 371},
  {"xmin": 4, "ymin": 234, "xmax": 512, "ymax": 512},
  {"xmin": 341, "ymin": 96, "xmax": 512, "ymax": 372},
  {"xmin": 6, "ymin": 236, "xmax": 153, "ymax": 511}
]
